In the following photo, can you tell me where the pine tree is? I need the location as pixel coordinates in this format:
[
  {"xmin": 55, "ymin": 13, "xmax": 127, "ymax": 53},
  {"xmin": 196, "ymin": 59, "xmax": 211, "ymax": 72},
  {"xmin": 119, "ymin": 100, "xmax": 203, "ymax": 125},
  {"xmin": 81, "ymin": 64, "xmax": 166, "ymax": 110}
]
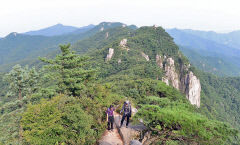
[
  {"xmin": 40, "ymin": 44, "xmax": 95, "ymax": 97},
  {"xmin": 4, "ymin": 65, "xmax": 27, "ymax": 100},
  {"xmin": 4, "ymin": 65, "xmax": 40, "ymax": 100}
]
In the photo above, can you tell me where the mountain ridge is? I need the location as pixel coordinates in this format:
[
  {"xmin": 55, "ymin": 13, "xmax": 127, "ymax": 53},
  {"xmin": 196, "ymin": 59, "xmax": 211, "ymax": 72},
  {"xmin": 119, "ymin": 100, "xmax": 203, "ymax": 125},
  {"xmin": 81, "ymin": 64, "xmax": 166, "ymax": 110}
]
[
  {"xmin": 166, "ymin": 28, "xmax": 240, "ymax": 76},
  {"xmin": 171, "ymin": 28, "xmax": 240, "ymax": 49},
  {"xmin": 23, "ymin": 24, "xmax": 95, "ymax": 36},
  {"xmin": 0, "ymin": 22, "xmax": 136, "ymax": 72},
  {"xmin": 0, "ymin": 23, "xmax": 239, "ymax": 144}
]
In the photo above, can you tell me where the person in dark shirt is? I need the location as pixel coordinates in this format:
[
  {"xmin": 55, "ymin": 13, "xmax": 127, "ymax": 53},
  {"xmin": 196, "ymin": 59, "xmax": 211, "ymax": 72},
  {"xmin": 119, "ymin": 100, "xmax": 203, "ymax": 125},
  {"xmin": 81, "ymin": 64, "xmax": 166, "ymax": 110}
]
[
  {"xmin": 106, "ymin": 105, "xmax": 115, "ymax": 131},
  {"xmin": 120, "ymin": 101, "xmax": 132, "ymax": 128}
]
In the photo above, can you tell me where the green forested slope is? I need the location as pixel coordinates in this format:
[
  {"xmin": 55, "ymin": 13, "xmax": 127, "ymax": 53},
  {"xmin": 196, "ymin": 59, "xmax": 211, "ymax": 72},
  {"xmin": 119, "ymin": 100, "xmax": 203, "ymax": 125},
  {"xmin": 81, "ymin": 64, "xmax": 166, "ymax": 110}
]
[
  {"xmin": 179, "ymin": 29, "xmax": 240, "ymax": 50},
  {"xmin": 166, "ymin": 29, "xmax": 240, "ymax": 77},
  {"xmin": 197, "ymin": 71, "xmax": 240, "ymax": 129},
  {"xmin": 0, "ymin": 22, "xmax": 133, "ymax": 72},
  {"xmin": 0, "ymin": 25, "xmax": 239, "ymax": 145},
  {"xmin": 179, "ymin": 46, "xmax": 240, "ymax": 76}
]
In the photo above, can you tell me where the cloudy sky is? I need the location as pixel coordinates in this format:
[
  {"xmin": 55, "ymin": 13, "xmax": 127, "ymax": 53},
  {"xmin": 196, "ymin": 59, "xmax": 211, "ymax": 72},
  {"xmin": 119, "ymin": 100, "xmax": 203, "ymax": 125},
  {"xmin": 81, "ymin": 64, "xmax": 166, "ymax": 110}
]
[{"xmin": 0, "ymin": 0, "xmax": 239, "ymax": 37}]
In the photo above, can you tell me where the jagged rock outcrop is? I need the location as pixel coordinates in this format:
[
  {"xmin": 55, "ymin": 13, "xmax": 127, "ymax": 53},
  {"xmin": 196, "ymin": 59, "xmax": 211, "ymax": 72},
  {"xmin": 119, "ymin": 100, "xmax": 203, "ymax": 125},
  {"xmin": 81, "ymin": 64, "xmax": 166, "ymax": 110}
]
[
  {"xmin": 100, "ymin": 27, "xmax": 104, "ymax": 31},
  {"xmin": 164, "ymin": 58, "xmax": 179, "ymax": 89},
  {"xmin": 183, "ymin": 71, "xmax": 201, "ymax": 107},
  {"xmin": 157, "ymin": 55, "xmax": 201, "ymax": 107},
  {"xmin": 120, "ymin": 39, "xmax": 129, "ymax": 51},
  {"xmin": 106, "ymin": 48, "xmax": 114, "ymax": 61},
  {"xmin": 156, "ymin": 54, "xmax": 163, "ymax": 68},
  {"xmin": 141, "ymin": 52, "xmax": 149, "ymax": 61}
]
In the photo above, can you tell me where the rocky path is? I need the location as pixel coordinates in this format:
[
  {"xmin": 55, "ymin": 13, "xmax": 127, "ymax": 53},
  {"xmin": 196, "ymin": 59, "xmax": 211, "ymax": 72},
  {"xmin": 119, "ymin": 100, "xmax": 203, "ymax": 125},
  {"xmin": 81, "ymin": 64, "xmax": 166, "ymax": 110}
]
[
  {"xmin": 98, "ymin": 128, "xmax": 123, "ymax": 145},
  {"xmin": 99, "ymin": 114, "xmax": 123, "ymax": 145},
  {"xmin": 99, "ymin": 109, "xmax": 146, "ymax": 145}
]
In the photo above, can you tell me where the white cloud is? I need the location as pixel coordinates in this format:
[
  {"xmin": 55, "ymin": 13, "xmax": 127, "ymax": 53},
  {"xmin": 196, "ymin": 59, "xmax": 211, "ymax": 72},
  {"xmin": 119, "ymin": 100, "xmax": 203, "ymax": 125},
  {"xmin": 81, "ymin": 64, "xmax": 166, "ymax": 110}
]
[{"xmin": 0, "ymin": 0, "xmax": 240, "ymax": 37}]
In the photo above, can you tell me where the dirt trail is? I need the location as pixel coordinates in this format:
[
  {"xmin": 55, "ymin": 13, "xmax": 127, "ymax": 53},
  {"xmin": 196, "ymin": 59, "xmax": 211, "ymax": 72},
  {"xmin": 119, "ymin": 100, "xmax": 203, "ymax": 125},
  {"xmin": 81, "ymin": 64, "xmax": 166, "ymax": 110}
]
[
  {"xmin": 99, "ymin": 114, "xmax": 123, "ymax": 145},
  {"xmin": 99, "ymin": 108, "xmax": 145, "ymax": 145}
]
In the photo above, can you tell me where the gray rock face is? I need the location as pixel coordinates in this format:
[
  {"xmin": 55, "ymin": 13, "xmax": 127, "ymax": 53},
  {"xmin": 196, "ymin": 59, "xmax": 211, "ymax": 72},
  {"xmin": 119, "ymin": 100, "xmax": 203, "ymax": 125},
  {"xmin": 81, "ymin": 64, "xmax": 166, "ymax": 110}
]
[
  {"xmin": 183, "ymin": 71, "xmax": 201, "ymax": 107},
  {"xmin": 158, "ymin": 55, "xmax": 201, "ymax": 107},
  {"xmin": 164, "ymin": 57, "xmax": 179, "ymax": 89},
  {"xmin": 141, "ymin": 52, "xmax": 149, "ymax": 61},
  {"xmin": 106, "ymin": 48, "xmax": 114, "ymax": 61}
]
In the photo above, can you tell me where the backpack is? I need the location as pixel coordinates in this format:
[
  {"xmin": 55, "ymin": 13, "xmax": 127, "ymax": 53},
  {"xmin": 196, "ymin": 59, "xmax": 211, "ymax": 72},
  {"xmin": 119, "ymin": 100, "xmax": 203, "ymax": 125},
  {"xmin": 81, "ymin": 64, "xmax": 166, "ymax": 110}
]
[{"xmin": 124, "ymin": 104, "xmax": 131, "ymax": 115}]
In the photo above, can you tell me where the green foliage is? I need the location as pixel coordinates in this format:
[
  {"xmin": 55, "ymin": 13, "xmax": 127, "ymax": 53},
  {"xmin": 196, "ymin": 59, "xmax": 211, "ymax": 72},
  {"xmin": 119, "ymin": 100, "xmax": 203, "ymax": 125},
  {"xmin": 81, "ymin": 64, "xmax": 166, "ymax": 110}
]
[
  {"xmin": 0, "ymin": 22, "xmax": 131, "ymax": 72},
  {"xmin": 135, "ymin": 105, "xmax": 237, "ymax": 145},
  {"xmin": 196, "ymin": 71, "xmax": 240, "ymax": 130},
  {"xmin": 21, "ymin": 95, "xmax": 96, "ymax": 145},
  {"xmin": 40, "ymin": 44, "xmax": 96, "ymax": 97},
  {"xmin": 73, "ymin": 26, "xmax": 134, "ymax": 54},
  {"xmin": 4, "ymin": 65, "xmax": 40, "ymax": 100},
  {"xmin": 0, "ymin": 107, "xmax": 24, "ymax": 145},
  {"xmin": 1, "ymin": 25, "xmax": 240, "ymax": 145},
  {"xmin": 21, "ymin": 84, "xmax": 123, "ymax": 145},
  {"xmin": 0, "ymin": 73, "xmax": 7, "ymax": 103},
  {"xmin": 0, "ymin": 97, "xmax": 28, "ymax": 145}
]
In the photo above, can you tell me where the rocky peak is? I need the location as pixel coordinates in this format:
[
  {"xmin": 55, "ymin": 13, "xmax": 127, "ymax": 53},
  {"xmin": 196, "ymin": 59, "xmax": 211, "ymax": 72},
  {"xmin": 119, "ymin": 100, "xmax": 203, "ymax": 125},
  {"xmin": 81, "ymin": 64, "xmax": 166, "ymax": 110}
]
[
  {"xmin": 153, "ymin": 24, "xmax": 158, "ymax": 29},
  {"xmin": 5, "ymin": 32, "xmax": 18, "ymax": 38},
  {"xmin": 157, "ymin": 55, "xmax": 201, "ymax": 107}
]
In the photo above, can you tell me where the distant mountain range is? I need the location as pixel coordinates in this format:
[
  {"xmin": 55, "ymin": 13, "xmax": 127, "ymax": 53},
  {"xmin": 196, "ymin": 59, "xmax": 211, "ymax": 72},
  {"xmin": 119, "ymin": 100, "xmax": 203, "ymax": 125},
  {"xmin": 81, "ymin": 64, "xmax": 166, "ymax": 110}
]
[
  {"xmin": 0, "ymin": 22, "xmax": 136, "ymax": 72},
  {"xmin": 24, "ymin": 24, "xmax": 95, "ymax": 36},
  {"xmin": 166, "ymin": 28, "xmax": 240, "ymax": 76},
  {"xmin": 1, "ymin": 22, "xmax": 240, "ymax": 76},
  {"xmin": 179, "ymin": 29, "xmax": 240, "ymax": 49}
]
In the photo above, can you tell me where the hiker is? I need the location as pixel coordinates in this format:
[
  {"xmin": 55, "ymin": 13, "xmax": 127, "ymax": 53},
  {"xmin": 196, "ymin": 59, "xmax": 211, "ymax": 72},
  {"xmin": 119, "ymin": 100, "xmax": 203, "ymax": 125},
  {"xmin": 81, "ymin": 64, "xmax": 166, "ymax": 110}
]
[
  {"xmin": 106, "ymin": 105, "xmax": 115, "ymax": 131},
  {"xmin": 120, "ymin": 100, "xmax": 132, "ymax": 128}
]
